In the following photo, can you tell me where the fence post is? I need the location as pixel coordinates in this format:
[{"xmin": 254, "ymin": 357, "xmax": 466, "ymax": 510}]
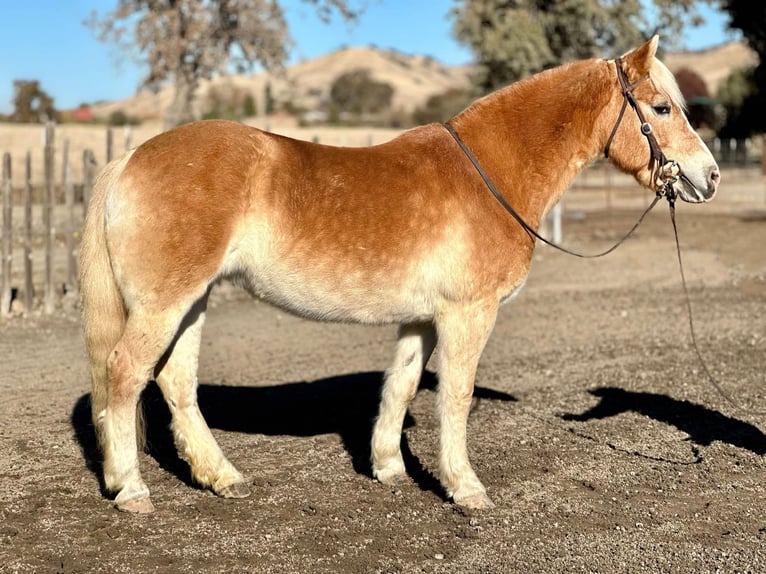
[
  {"xmin": 124, "ymin": 125, "xmax": 132, "ymax": 152},
  {"xmin": 82, "ymin": 149, "xmax": 96, "ymax": 217},
  {"xmin": 24, "ymin": 152, "xmax": 33, "ymax": 313},
  {"xmin": 551, "ymin": 202, "xmax": 562, "ymax": 244},
  {"xmin": 106, "ymin": 127, "xmax": 113, "ymax": 163},
  {"xmin": 63, "ymin": 141, "xmax": 77, "ymax": 295},
  {"xmin": 43, "ymin": 121, "xmax": 55, "ymax": 314},
  {"xmin": 1, "ymin": 153, "xmax": 11, "ymax": 316}
]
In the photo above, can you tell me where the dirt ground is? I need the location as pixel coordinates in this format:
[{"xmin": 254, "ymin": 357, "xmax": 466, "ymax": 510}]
[{"xmin": 1, "ymin": 176, "xmax": 766, "ymax": 573}]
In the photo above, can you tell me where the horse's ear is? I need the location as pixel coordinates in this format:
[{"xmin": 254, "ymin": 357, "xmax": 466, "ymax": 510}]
[{"xmin": 621, "ymin": 35, "xmax": 659, "ymax": 82}]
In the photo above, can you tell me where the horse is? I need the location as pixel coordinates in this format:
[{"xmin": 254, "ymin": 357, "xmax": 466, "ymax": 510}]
[{"xmin": 79, "ymin": 35, "xmax": 719, "ymax": 514}]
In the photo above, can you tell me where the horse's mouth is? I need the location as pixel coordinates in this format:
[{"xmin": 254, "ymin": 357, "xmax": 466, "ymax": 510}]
[{"xmin": 675, "ymin": 174, "xmax": 716, "ymax": 204}]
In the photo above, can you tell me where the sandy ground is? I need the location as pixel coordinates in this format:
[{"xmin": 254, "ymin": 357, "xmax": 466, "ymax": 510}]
[{"xmin": 1, "ymin": 173, "xmax": 766, "ymax": 573}]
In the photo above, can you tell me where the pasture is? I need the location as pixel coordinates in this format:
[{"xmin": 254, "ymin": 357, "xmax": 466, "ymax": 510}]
[{"xmin": 1, "ymin": 161, "xmax": 765, "ymax": 572}]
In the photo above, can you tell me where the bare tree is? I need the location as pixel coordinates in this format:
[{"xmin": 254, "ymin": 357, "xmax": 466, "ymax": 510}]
[{"xmin": 88, "ymin": 0, "xmax": 363, "ymax": 129}]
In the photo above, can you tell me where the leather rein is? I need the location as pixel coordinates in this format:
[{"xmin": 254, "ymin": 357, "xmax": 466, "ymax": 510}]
[{"xmin": 444, "ymin": 56, "xmax": 681, "ymax": 259}]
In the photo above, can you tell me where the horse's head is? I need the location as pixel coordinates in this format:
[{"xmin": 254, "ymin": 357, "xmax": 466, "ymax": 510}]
[{"xmin": 603, "ymin": 35, "xmax": 720, "ymax": 203}]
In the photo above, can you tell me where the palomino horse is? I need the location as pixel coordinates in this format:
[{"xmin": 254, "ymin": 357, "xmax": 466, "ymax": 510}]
[{"xmin": 79, "ymin": 35, "xmax": 719, "ymax": 513}]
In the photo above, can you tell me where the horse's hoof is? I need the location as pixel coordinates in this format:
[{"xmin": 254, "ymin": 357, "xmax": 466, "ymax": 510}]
[
  {"xmin": 116, "ymin": 495, "xmax": 155, "ymax": 514},
  {"xmin": 454, "ymin": 492, "xmax": 495, "ymax": 510},
  {"xmin": 216, "ymin": 481, "xmax": 251, "ymax": 499},
  {"xmin": 375, "ymin": 470, "xmax": 412, "ymax": 486}
]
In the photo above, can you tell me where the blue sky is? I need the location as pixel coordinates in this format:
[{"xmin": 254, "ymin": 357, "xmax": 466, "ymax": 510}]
[{"xmin": 0, "ymin": 0, "xmax": 739, "ymax": 115}]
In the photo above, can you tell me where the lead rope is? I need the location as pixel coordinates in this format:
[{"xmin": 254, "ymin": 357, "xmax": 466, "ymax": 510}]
[
  {"xmin": 443, "ymin": 121, "xmax": 662, "ymax": 259},
  {"xmin": 667, "ymin": 199, "xmax": 766, "ymax": 416}
]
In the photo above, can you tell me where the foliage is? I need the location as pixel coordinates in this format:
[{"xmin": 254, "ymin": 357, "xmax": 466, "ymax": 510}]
[
  {"xmin": 202, "ymin": 84, "xmax": 258, "ymax": 120},
  {"xmin": 328, "ymin": 70, "xmax": 394, "ymax": 118},
  {"xmin": 264, "ymin": 81, "xmax": 276, "ymax": 115},
  {"xmin": 11, "ymin": 80, "xmax": 58, "ymax": 123},
  {"xmin": 87, "ymin": 1, "xmax": 364, "ymax": 128},
  {"xmin": 715, "ymin": 67, "xmax": 758, "ymax": 138},
  {"xmin": 718, "ymin": 0, "xmax": 766, "ymax": 134},
  {"xmin": 109, "ymin": 109, "xmax": 142, "ymax": 126},
  {"xmin": 450, "ymin": 0, "xmax": 716, "ymax": 94},
  {"xmin": 412, "ymin": 88, "xmax": 474, "ymax": 125}
]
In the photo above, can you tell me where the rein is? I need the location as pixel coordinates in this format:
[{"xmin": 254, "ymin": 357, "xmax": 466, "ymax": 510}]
[
  {"xmin": 443, "ymin": 120, "xmax": 662, "ymax": 258},
  {"xmin": 667, "ymin": 202, "xmax": 766, "ymax": 416}
]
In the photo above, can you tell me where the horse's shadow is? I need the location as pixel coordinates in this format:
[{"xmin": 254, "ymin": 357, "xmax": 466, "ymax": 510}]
[
  {"xmin": 561, "ymin": 387, "xmax": 766, "ymax": 456},
  {"xmin": 71, "ymin": 370, "xmax": 517, "ymax": 497}
]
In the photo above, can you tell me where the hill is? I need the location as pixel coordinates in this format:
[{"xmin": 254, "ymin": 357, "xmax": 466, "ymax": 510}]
[
  {"xmin": 87, "ymin": 41, "xmax": 757, "ymax": 122},
  {"xmin": 88, "ymin": 46, "xmax": 472, "ymax": 122},
  {"xmin": 663, "ymin": 41, "xmax": 758, "ymax": 95}
]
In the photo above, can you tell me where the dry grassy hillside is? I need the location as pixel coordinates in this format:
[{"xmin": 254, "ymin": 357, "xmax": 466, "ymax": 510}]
[
  {"xmin": 663, "ymin": 41, "xmax": 758, "ymax": 94},
  {"xmin": 85, "ymin": 41, "xmax": 756, "ymax": 123},
  {"xmin": 88, "ymin": 47, "xmax": 471, "ymax": 122}
]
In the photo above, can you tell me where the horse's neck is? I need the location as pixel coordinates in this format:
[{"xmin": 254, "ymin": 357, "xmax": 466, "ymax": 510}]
[{"xmin": 449, "ymin": 59, "xmax": 613, "ymax": 224}]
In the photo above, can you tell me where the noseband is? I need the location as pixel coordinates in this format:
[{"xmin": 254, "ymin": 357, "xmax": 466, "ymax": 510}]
[{"xmin": 603, "ymin": 57, "xmax": 679, "ymax": 202}]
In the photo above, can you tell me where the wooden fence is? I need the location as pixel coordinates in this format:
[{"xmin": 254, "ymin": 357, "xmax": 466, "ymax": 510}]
[{"xmin": 0, "ymin": 123, "xmax": 98, "ymax": 317}]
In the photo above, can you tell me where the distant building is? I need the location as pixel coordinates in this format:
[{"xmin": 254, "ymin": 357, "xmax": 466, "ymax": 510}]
[{"xmin": 72, "ymin": 106, "xmax": 94, "ymax": 122}]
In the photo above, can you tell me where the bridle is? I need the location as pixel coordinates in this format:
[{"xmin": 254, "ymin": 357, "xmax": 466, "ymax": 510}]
[
  {"xmin": 443, "ymin": 56, "xmax": 681, "ymax": 259},
  {"xmin": 603, "ymin": 56, "xmax": 680, "ymax": 203}
]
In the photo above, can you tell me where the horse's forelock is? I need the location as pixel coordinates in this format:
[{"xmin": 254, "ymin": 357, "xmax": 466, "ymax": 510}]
[{"xmin": 650, "ymin": 58, "xmax": 687, "ymax": 111}]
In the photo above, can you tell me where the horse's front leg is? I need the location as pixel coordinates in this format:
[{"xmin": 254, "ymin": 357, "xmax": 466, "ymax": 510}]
[
  {"xmin": 371, "ymin": 322, "xmax": 437, "ymax": 484},
  {"xmin": 435, "ymin": 300, "xmax": 498, "ymax": 509}
]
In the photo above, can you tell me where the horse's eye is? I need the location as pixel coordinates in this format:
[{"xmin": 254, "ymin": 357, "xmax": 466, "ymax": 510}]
[{"xmin": 653, "ymin": 103, "xmax": 671, "ymax": 115}]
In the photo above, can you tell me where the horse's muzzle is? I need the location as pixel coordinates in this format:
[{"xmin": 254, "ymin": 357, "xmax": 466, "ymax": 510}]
[{"xmin": 676, "ymin": 165, "xmax": 720, "ymax": 203}]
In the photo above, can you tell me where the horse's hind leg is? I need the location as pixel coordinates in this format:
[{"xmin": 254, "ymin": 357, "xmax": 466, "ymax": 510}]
[
  {"xmin": 101, "ymin": 308, "xmax": 185, "ymax": 513},
  {"xmin": 371, "ymin": 322, "xmax": 436, "ymax": 484},
  {"xmin": 155, "ymin": 297, "xmax": 249, "ymax": 499}
]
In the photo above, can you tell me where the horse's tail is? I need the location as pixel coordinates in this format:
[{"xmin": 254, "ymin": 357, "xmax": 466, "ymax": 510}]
[{"xmin": 79, "ymin": 151, "xmax": 145, "ymax": 448}]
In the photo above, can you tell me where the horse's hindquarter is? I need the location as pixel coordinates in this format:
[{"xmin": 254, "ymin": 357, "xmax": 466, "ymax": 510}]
[{"xmin": 104, "ymin": 121, "xmax": 259, "ymax": 310}]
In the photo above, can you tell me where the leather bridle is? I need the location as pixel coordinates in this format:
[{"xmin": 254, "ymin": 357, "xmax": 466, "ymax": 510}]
[{"xmin": 603, "ymin": 56, "xmax": 680, "ymax": 202}]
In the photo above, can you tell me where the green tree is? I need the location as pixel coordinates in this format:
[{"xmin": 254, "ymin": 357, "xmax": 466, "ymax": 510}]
[
  {"xmin": 718, "ymin": 0, "xmax": 766, "ymax": 134},
  {"xmin": 243, "ymin": 93, "xmax": 257, "ymax": 117},
  {"xmin": 451, "ymin": 0, "xmax": 716, "ymax": 94},
  {"xmin": 329, "ymin": 70, "xmax": 394, "ymax": 118},
  {"xmin": 264, "ymin": 81, "xmax": 276, "ymax": 115},
  {"xmin": 202, "ymin": 84, "xmax": 256, "ymax": 120},
  {"xmin": 88, "ymin": 0, "xmax": 364, "ymax": 129},
  {"xmin": 412, "ymin": 88, "xmax": 473, "ymax": 125},
  {"xmin": 11, "ymin": 80, "xmax": 57, "ymax": 123},
  {"xmin": 715, "ymin": 67, "xmax": 757, "ymax": 138}
]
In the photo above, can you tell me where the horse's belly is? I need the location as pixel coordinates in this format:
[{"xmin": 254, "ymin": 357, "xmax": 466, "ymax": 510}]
[
  {"xmin": 232, "ymin": 262, "xmax": 438, "ymax": 324},
  {"xmin": 222, "ymin": 232, "xmax": 447, "ymax": 324}
]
